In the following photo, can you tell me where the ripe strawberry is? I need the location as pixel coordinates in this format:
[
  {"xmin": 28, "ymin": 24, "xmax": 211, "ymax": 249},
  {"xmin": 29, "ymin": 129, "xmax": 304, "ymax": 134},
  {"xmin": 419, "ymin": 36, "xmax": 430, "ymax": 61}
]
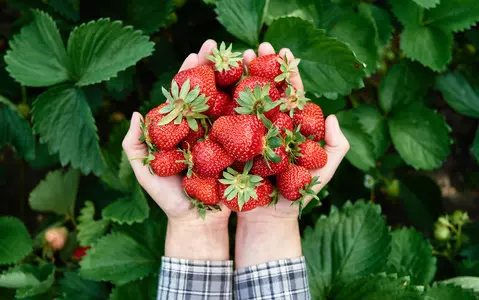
[
  {"xmin": 183, "ymin": 175, "xmax": 221, "ymax": 219},
  {"xmin": 271, "ymin": 112, "xmax": 293, "ymax": 138},
  {"xmin": 73, "ymin": 246, "xmax": 91, "ymax": 261},
  {"xmin": 222, "ymin": 99, "xmax": 237, "ymax": 116},
  {"xmin": 180, "ymin": 120, "xmax": 208, "ymax": 150},
  {"xmin": 218, "ymin": 161, "xmax": 273, "ymax": 212},
  {"xmin": 206, "ymin": 42, "xmax": 244, "ymax": 87},
  {"xmin": 231, "ymin": 160, "xmax": 246, "ymax": 172},
  {"xmin": 149, "ymin": 149, "xmax": 186, "ymax": 177},
  {"xmin": 233, "ymin": 76, "xmax": 281, "ymax": 120},
  {"xmin": 251, "ymin": 146, "xmax": 288, "ymax": 177},
  {"xmin": 296, "ymin": 140, "xmax": 328, "ymax": 170},
  {"xmin": 143, "ymin": 103, "xmax": 189, "ymax": 150},
  {"xmin": 249, "ymin": 54, "xmax": 300, "ymax": 87},
  {"xmin": 280, "ymin": 85, "xmax": 310, "ymax": 117},
  {"xmin": 277, "ymin": 164, "xmax": 320, "ymax": 204},
  {"xmin": 208, "ymin": 91, "xmax": 231, "ymax": 117},
  {"xmin": 292, "ymin": 103, "xmax": 325, "ymax": 141},
  {"xmin": 173, "ymin": 65, "xmax": 217, "ymax": 98},
  {"xmin": 191, "ymin": 140, "xmax": 233, "ymax": 178}
]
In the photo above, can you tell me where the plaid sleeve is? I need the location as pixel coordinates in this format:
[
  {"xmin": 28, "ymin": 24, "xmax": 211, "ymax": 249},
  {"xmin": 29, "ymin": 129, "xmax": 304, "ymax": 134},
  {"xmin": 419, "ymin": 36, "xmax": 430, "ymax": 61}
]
[
  {"xmin": 234, "ymin": 257, "xmax": 311, "ymax": 300},
  {"xmin": 157, "ymin": 257, "xmax": 234, "ymax": 300}
]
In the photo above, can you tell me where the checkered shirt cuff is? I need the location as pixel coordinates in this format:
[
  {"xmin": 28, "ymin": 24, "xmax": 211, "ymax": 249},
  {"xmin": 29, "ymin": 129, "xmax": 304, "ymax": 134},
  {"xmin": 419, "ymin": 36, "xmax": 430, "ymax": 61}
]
[
  {"xmin": 157, "ymin": 257, "xmax": 233, "ymax": 300},
  {"xmin": 234, "ymin": 257, "xmax": 311, "ymax": 300}
]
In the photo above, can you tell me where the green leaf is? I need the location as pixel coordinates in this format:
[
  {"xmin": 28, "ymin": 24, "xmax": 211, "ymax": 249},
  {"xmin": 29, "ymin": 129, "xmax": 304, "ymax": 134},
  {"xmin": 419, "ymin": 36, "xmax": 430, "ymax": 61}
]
[
  {"xmin": 4, "ymin": 10, "xmax": 69, "ymax": 87},
  {"xmin": 424, "ymin": 0, "xmax": 479, "ymax": 33},
  {"xmin": 473, "ymin": 127, "xmax": 479, "ymax": 163},
  {"xmin": 265, "ymin": 0, "xmax": 322, "ymax": 27},
  {"xmin": 388, "ymin": 103, "xmax": 451, "ymax": 170},
  {"xmin": 388, "ymin": 228, "xmax": 436, "ymax": 285},
  {"xmin": 302, "ymin": 201, "xmax": 391, "ymax": 299},
  {"xmin": 441, "ymin": 277, "xmax": 479, "ymax": 293},
  {"xmin": 57, "ymin": 271, "xmax": 109, "ymax": 300},
  {"xmin": 215, "ymin": 0, "xmax": 268, "ymax": 46},
  {"xmin": 109, "ymin": 274, "xmax": 158, "ymax": 300},
  {"xmin": 67, "ymin": 19, "xmax": 154, "ymax": 86},
  {"xmin": 29, "ymin": 168, "xmax": 80, "ymax": 216},
  {"xmin": 358, "ymin": 3, "xmax": 394, "ymax": 48},
  {"xmin": 47, "ymin": 0, "xmax": 80, "ymax": 21},
  {"xmin": 105, "ymin": 68, "xmax": 134, "ymax": 101},
  {"xmin": 0, "ymin": 96, "xmax": 35, "ymax": 160},
  {"xmin": 0, "ymin": 266, "xmax": 39, "ymax": 289},
  {"xmin": 390, "ymin": 0, "xmax": 424, "ymax": 27},
  {"xmin": 100, "ymin": 121, "xmax": 130, "ymax": 191},
  {"xmin": 0, "ymin": 217, "xmax": 32, "ymax": 265},
  {"xmin": 265, "ymin": 17, "xmax": 366, "ymax": 96},
  {"xmin": 32, "ymin": 85, "xmax": 105, "ymax": 175},
  {"xmin": 329, "ymin": 10, "xmax": 378, "ymax": 76},
  {"xmin": 118, "ymin": 152, "xmax": 135, "ymax": 191},
  {"xmin": 436, "ymin": 71, "xmax": 479, "ymax": 118},
  {"xmin": 336, "ymin": 110, "xmax": 376, "ymax": 171},
  {"xmin": 15, "ymin": 264, "xmax": 55, "ymax": 299},
  {"xmin": 311, "ymin": 95, "xmax": 347, "ymax": 116},
  {"xmin": 412, "ymin": 0, "xmax": 440, "ymax": 8},
  {"xmin": 125, "ymin": 0, "xmax": 174, "ymax": 34},
  {"xmin": 400, "ymin": 26, "xmax": 453, "ymax": 71},
  {"xmin": 424, "ymin": 283, "xmax": 479, "ymax": 300},
  {"xmin": 334, "ymin": 273, "xmax": 423, "ymax": 300},
  {"xmin": 379, "ymin": 60, "xmax": 434, "ymax": 113},
  {"xmin": 353, "ymin": 105, "xmax": 389, "ymax": 159},
  {"xmin": 77, "ymin": 201, "xmax": 110, "ymax": 247},
  {"xmin": 102, "ymin": 184, "xmax": 150, "ymax": 225},
  {"xmin": 79, "ymin": 232, "xmax": 160, "ymax": 285}
]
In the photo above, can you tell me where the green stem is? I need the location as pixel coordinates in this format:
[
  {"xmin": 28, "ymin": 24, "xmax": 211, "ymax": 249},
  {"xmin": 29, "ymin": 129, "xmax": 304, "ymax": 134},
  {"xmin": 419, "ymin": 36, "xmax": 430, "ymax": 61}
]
[{"xmin": 21, "ymin": 86, "xmax": 27, "ymax": 104}]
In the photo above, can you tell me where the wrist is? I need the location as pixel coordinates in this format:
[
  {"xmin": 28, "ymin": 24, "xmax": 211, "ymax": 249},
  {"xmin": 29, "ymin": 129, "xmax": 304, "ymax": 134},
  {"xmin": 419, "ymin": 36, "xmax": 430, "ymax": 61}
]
[
  {"xmin": 165, "ymin": 219, "xmax": 230, "ymax": 261},
  {"xmin": 235, "ymin": 217, "xmax": 301, "ymax": 269}
]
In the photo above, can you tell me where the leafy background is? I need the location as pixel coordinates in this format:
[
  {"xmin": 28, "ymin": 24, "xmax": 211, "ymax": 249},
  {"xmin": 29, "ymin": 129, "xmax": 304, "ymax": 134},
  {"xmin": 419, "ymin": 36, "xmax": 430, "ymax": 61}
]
[{"xmin": 0, "ymin": 0, "xmax": 479, "ymax": 299}]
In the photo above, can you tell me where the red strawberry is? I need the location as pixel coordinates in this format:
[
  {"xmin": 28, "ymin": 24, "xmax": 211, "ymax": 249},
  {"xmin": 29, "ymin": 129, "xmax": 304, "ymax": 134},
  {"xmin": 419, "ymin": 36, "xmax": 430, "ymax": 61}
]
[
  {"xmin": 183, "ymin": 176, "xmax": 220, "ymax": 205},
  {"xmin": 231, "ymin": 160, "xmax": 246, "ymax": 172},
  {"xmin": 280, "ymin": 85, "xmax": 310, "ymax": 117},
  {"xmin": 206, "ymin": 42, "xmax": 244, "ymax": 87},
  {"xmin": 296, "ymin": 140, "xmax": 328, "ymax": 170},
  {"xmin": 249, "ymin": 54, "xmax": 300, "ymax": 87},
  {"xmin": 222, "ymin": 99, "xmax": 237, "ymax": 116},
  {"xmin": 149, "ymin": 149, "xmax": 186, "ymax": 177},
  {"xmin": 251, "ymin": 146, "xmax": 289, "ymax": 177},
  {"xmin": 277, "ymin": 164, "xmax": 320, "ymax": 203},
  {"xmin": 233, "ymin": 76, "xmax": 281, "ymax": 119},
  {"xmin": 144, "ymin": 104, "xmax": 189, "ymax": 150},
  {"xmin": 73, "ymin": 246, "xmax": 91, "ymax": 261},
  {"xmin": 180, "ymin": 121, "xmax": 208, "ymax": 150},
  {"xmin": 173, "ymin": 65, "xmax": 217, "ymax": 98},
  {"xmin": 271, "ymin": 112, "xmax": 293, "ymax": 138},
  {"xmin": 192, "ymin": 140, "xmax": 233, "ymax": 178},
  {"xmin": 207, "ymin": 91, "xmax": 231, "ymax": 117},
  {"xmin": 292, "ymin": 103, "xmax": 325, "ymax": 141},
  {"xmin": 218, "ymin": 162, "xmax": 273, "ymax": 212}
]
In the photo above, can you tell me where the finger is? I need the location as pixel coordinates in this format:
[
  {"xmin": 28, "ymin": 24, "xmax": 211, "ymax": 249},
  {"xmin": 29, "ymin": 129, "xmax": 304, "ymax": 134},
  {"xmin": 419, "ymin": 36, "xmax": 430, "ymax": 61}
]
[
  {"xmin": 311, "ymin": 115, "xmax": 350, "ymax": 191},
  {"xmin": 243, "ymin": 49, "xmax": 256, "ymax": 69},
  {"xmin": 122, "ymin": 112, "xmax": 151, "ymax": 184},
  {"xmin": 198, "ymin": 39, "xmax": 217, "ymax": 65},
  {"xmin": 179, "ymin": 53, "xmax": 199, "ymax": 72},
  {"xmin": 258, "ymin": 42, "xmax": 275, "ymax": 56},
  {"xmin": 278, "ymin": 48, "xmax": 304, "ymax": 91}
]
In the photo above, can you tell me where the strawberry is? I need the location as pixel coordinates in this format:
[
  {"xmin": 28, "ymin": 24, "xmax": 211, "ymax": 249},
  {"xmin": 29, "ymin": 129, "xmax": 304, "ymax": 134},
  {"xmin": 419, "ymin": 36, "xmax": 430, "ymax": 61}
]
[
  {"xmin": 271, "ymin": 112, "xmax": 293, "ymax": 138},
  {"xmin": 280, "ymin": 85, "xmax": 310, "ymax": 117},
  {"xmin": 277, "ymin": 164, "xmax": 320, "ymax": 211},
  {"xmin": 191, "ymin": 140, "xmax": 233, "ymax": 178},
  {"xmin": 180, "ymin": 120, "xmax": 208, "ymax": 150},
  {"xmin": 251, "ymin": 146, "xmax": 288, "ymax": 177},
  {"xmin": 222, "ymin": 99, "xmax": 237, "ymax": 116},
  {"xmin": 218, "ymin": 161, "xmax": 273, "ymax": 212},
  {"xmin": 208, "ymin": 91, "xmax": 231, "ymax": 117},
  {"xmin": 183, "ymin": 175, "xmax": 221, "ymax": 219},
  {"xmin": 45, "ymin": 227, "xmax": 68, "ymax": 251},
  {"xmin": 149, "ymin": 149, "xmax": 186, "ymax": 177},
  {"xmin": 73, "ymin": 246, "xmax": 91, "ymax": 261},
  {"xmin": 173, "ymin": 65, "xmax": 217, "ymax": 98},
  {"xmin": 292, "ymin": 103, "xmax": 325, "ymax": 141},
  {"xmin": 143, "ymin": 103, "xmax": 189, "ymax": 150},
  {"xmin": 231, "ymin": 160, "xmax": 246, "ymax": 172},
  {"xmin": 296, "ymin": 140, "xmax": 328, "ymax": 170},
  {"xmin": 206, "ymin": 42, "xmax": 244, "ymax": 87},
  {"xmin": 249, "ymin": 54, "xmax": 300, "ymax": 87},
  {"xmin": 233, "ymin": 76, "xmax": 281, "ymax": 120}
]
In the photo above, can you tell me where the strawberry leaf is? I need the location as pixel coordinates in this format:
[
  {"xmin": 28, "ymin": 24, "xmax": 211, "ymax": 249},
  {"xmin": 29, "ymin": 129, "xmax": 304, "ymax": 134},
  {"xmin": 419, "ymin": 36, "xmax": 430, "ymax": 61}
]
[
  {"xmin": 102, "ymin": 183, "xmax": 150, "ymax": 225},
  {"xmin": 110, "ymin": 274, "xmax": 158, "ymax": 300},
  {"xmin": 440, "ymin": 277, "xmax": 479, "ymax": 293},
  {"xmin": 265, "ymin": 17, "xmax": 366, "ymax": 97},
  {"xmin": 124, "ymin": 0, "xmax": 174, "ymax": 35},
  {"xmin": 436, "ymin": 71, "xmax": 479, "ymax": 118},
  {"xmin": 302, "ymin": 201, "xmax": 391, "ymax": 299},
  {"xmin": 388, "ymin": 227, "xmax": 437, "ymax": 285},
  {"xmin": 4, "ymin": 10, "xmax": 70, "ymax": 87},
  {"xmin": 352, "ymin": 105, "xmax": 389, "ymax": 160},
  {"xmin": 28, "ymin": 168, "xmax": 80, "ymax": 216},
  {"xmin": 57, "ymin": 271, "xmax": 109, "ymax": 300},
  {"xmin": 424, "ymin": 283, "xmax": 478, "ymax": 300},
  {"xmin": 0, "ymin": 217, "xmax": 32, "ymax": 266},
  {"xmin": 424, "ymin": 0, "xmax": 479, "ymax": 33},
  {"xmin": 68, "ymin": 19, "xmax": 154, "ymax": 86},
  {"xmin": 77, "ymin": 201, "xmax": 110, "ymax": 247},
  {"xmin": 32, "ymin": 85, "xmax": 105, "ymax": 175},
  {"xmin": 47, "ymin": 0, "xmax": 80, "ymax": 22},
  {"xmin": 14, "ymin": 264, "xmax": 55, "ymax": 298},
  {"xmin": 473, "ymin": 128, "xmax": 479, "ymax": 163}
]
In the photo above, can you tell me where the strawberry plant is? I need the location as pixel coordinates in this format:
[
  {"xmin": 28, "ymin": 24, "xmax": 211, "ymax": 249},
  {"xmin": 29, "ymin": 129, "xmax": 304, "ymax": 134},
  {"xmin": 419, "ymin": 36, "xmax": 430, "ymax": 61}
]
[{"xmin": 1, "ymin": 0, "xmax": 479, "ymax": 299}]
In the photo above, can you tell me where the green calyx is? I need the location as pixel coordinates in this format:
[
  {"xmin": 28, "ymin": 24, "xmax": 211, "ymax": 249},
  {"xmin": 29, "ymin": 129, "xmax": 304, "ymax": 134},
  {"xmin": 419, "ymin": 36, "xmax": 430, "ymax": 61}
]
[
  {"xmin": 219, "ymin": 160, "xmax": 264, "ymax": 211},
  {"xmin": 294, "ymin": 175, "xmax": 321, "ymax": 218},
  {"xmin": 262, "ymin": 125, "xmax": 282, "ymax": 164},
  {"xmin": 176, "ymin": 147, "xmax": 194, "ymax": 177},
  {"xmin": 235, "ymin": 83, "xmax": 282, "ymax": 121},
  {"xmin": 283, "ymin": 126, "xmax": 307, "ymax": 163},
  {"xmin": 280, "ymin": 85, "xmax": 310, "ymax": 117},
  {"xmin": 186, "ymin": 192, "xmax": 222, "ymax": 220},
  {"xmin": 158, "ymin": 78, "xmax": 210, "ymax": 131},
  {"xmin": 205, "ymin": 42, "xmax": 242, "ymax": 72},
  {"xmin": 139, "ymin": 118, "xmax": 158, "ymax": 153},
  {"xmin": 275, "ymin": 55, "xmax": 301, "ymax": 84}
]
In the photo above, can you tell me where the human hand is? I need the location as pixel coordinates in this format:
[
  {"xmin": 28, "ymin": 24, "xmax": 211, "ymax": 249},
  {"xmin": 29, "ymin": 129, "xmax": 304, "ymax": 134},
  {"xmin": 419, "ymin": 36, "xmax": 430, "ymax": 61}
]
[
  {"xmin": 235, "ymin": 42, "xmax": 350, "ymax": 268},
  {"xmin": 122, "ymin": 40, "xmax": 231, "ymax": 260}
]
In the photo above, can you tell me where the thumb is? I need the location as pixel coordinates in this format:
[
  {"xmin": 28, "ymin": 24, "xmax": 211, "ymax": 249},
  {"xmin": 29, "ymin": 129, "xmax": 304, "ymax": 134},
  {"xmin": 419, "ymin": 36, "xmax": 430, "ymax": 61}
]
[{"xmin": 122, "ymin": 112, "xmax": 151, "ymax": 184}]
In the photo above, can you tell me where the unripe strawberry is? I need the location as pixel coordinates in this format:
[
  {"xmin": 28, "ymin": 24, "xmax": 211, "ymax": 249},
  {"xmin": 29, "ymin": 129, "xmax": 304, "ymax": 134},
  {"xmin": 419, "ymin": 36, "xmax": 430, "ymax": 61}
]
[
  {"xmin": 434, "ymin": 225, "xmax": 451, "ymax": 241},
  {"xmin": 45, "ymin": 227, "xmax": 68, "ymax": 251}
]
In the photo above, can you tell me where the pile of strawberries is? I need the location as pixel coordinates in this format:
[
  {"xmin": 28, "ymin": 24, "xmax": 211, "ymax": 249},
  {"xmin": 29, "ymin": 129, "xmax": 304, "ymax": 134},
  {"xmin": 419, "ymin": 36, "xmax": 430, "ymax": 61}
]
[{"xmin": 141, "ymin": 43, "xmax": 327, "ymax": 217}]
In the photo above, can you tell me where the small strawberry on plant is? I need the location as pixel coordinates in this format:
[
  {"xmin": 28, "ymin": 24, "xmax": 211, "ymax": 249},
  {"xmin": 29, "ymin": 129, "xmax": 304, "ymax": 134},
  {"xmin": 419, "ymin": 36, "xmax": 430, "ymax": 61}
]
[
  {"xmin": 183, "ymin": 175, "xmax": 221, "ymax": 219},
  {"xmin": 206, "ymin": 42, "xmax": 243, "ymax": 87},
  {"xmin": 249, "ymin": 54, "xmax": 300, "ymax": 87},
  {"xmin": 73, "ymin": 246, "xmax": 91, "ymax": 261},
  {"xmin": 45, "ymin": 227, "xmax": 68, "ymax": 251}
]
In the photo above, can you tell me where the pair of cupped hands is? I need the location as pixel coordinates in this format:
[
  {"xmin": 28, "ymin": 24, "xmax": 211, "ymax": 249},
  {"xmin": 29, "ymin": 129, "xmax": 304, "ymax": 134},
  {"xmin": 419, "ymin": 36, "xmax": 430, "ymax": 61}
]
[{"xmin": 123, "ymin": 40, "xmax": 349, "ymax": 238}]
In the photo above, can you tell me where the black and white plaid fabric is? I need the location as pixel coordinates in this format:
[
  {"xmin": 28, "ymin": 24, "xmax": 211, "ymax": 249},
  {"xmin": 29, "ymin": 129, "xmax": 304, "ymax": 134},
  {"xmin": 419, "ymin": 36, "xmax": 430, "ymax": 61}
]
[
  {"xmin": 234, "ymin": 257, "xmax": 311, "ymax": 300},
  {"xmin": 157, "ymin": 257, "xmax": 234, "ymax": 300}
]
